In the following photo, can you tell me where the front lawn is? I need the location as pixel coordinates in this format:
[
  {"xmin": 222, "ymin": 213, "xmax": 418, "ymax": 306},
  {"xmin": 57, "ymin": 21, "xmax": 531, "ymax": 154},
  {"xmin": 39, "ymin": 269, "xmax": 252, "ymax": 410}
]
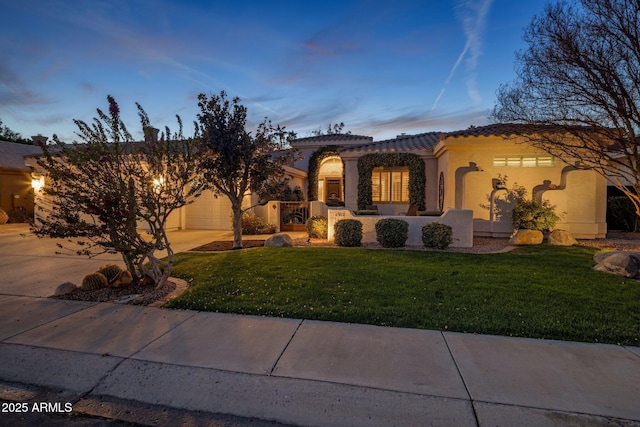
[{"xmin": 166, "ymin": 246, "xmax": 640, "ymax": 346}]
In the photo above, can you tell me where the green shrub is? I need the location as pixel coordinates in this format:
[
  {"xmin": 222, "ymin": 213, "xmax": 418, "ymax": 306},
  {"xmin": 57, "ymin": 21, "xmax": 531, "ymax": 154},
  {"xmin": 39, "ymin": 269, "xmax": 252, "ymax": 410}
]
[
  {"xmin": 607, "ymin": 196, "xmax": 639, "ymax": 231},
  {"xmin": 0, "ymin": 209, "xmax": 8, "ymax": 225},
  {"xmin": 512, "ymin": 198, "xmax": 559, "ymax": 231},
  {"xmin": 7, "ymin": 209, "xmax": 32, "ymax": 224},
  {"xmin": 375, "ymin": 218, "xmax": 409, "ymax": 248},
  {"xmin": 422, "ymin": 222, "xmax": 453, "ymax": 249},
  {"xmin": 306, "ymin": 215, "xmax": 328, "ymax": 239},
  {"xmin": 334, "ymin": 219, "xmax": 362, "ymax": 247},
  {"xmin": 242, "ymin": 212, "xmax": 277, "ymax": 235}
]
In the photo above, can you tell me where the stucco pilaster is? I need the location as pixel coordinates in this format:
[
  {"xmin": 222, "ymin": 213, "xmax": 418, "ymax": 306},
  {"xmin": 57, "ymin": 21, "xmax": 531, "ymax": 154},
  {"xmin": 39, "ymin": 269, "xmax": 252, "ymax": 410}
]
[{"xmin": 343, "ymin": 158, "xmax": 359, "ymax": 211}]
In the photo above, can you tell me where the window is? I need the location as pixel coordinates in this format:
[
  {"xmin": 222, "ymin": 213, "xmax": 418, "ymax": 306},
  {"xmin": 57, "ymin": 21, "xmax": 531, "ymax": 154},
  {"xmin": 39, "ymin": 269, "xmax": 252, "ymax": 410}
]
[
  {"xmin": 493, "ymin": 155, "xmax": 554, "ymax": 168},
  {"xmin": 372, "ymin": 168, "xmax": 409, "ymax": 203}
]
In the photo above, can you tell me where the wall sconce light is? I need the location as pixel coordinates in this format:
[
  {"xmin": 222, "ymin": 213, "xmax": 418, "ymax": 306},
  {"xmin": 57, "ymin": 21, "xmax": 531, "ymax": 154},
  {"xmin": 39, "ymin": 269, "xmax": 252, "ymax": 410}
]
[
  {"xmin": 152, "ymin": 176, "xmax": 165, "ymax": 193},
  {"xmin": 31, "ymin": 176, "xmax": 44, "ymax": 191}
]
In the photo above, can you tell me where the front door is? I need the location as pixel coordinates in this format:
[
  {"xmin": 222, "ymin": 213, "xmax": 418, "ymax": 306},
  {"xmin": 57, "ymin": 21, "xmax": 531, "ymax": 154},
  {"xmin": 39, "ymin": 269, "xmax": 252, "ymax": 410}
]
[{"xmin": 326, "ymin": 178, "xmax": 342, "ymax": 202}]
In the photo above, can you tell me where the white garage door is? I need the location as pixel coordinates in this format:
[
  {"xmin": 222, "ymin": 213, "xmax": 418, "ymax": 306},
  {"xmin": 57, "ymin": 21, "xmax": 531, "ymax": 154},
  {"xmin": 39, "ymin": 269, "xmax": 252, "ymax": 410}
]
[{"xmin": 186, "ymin": 190, "xmax": 233, "ymax": 230}]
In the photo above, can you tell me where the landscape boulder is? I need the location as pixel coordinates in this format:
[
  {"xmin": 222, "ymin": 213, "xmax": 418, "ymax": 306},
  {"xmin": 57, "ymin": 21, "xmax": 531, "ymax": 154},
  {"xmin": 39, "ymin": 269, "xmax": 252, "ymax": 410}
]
[
  {"xmin": 509, "ymin": 229, "xmax": 544, "ymax": 245},
  {"xmin": 265, "ymin": 233, "xmax": 293, "ymax": 247},
  {"xmin": 547, "ymin": 229, "xmax": 578, "ymax": 246},
  {"xmin": 593, "ymin": 251, "xmax": 624, "ymax": 264},
  {"xmin": 111, "ymin": 270, "xmax": 133, "ymax": 288},
  {"xmin": 54, "ymin": 282, "xmax": 77, "ymax": 296},
  {"xmin": 593, "ymin": 251, "xmax": 640, "ymax": 278}
]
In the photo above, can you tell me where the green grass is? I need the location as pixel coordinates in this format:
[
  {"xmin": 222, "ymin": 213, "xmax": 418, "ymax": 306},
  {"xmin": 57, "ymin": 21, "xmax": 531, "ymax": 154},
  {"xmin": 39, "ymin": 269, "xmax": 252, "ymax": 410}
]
[{"xmin": 166, "ymin": 246, "xmax": 640, "ymax": 346}]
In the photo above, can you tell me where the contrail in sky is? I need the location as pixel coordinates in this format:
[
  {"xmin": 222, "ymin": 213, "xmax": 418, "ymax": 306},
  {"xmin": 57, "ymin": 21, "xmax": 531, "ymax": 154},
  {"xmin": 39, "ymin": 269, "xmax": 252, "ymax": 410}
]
[{"xmin": 430, "ymin": 0, "xmax": 494, "ymax": 113}]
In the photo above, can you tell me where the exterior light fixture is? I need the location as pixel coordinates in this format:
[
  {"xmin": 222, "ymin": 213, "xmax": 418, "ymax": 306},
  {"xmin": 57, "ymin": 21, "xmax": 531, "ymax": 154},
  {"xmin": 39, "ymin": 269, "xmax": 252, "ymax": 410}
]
[
  {"xmin": 153, "ymin": 176, "xmax": 164, "ymax": 187},
  {"xmin": 152, "ymin": 176, "xmax": 165, "ymax": 193},
  {"xmin": 31, "ymin": 176, "xmax": 44, "ymax": 191}
]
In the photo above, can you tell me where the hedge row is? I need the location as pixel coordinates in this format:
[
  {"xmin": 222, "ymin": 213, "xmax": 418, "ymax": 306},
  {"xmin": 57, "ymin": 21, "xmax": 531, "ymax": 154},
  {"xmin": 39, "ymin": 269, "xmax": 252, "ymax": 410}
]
[{"xmin": 331, "ymin": 219, "xmax": 453, "ymax": 249}]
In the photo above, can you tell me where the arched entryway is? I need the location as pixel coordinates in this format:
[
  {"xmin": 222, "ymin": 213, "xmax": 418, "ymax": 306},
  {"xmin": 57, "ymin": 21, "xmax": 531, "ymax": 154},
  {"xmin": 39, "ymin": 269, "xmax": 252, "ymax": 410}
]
[{"xmin": 318, "ymin": 156, "xmax": 343, "ymax": 203}]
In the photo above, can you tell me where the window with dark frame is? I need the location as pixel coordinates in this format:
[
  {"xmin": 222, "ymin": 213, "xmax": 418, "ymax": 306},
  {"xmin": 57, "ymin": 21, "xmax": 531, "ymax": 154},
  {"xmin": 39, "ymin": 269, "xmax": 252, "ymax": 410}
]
[{"xmin": 372, "ymin": 168, "xmax": 409, "ymax": 203}]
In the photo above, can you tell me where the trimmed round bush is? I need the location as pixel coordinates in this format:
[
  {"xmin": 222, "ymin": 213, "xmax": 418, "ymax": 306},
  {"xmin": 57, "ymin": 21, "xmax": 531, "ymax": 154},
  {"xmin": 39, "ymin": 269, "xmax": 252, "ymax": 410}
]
[
  {"xmin": 306, "ymin": 215, "xmax": 328, "ymax": 239},
  {"xmin": 422, "ymin": 222, "xmax": 453, "ymax": 249},
  {"xmin": 334, "ymin": 219, "xmax": 362, "ymax": 247},
  {"xmin": 375, "ymin": 218, "xmax": 409, "ymax": 248}
]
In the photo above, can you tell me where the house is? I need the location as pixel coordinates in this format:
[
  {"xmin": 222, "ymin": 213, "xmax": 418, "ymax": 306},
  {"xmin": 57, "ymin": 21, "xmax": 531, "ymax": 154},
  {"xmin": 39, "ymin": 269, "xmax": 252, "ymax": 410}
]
[
  {"xmin": 287, "ymin": 123, "xmax": 606, "ymax": 239},
  {"xmin": 434, "ymin": 124, "xmax": 606, "ymax": 238},
  {"xmin": 0, "ymin": 137, "xmax": 46, "ymax": 221},
  {"xmin": 22, "ymin": 124, "xmax": 608, "ymax": 239}
]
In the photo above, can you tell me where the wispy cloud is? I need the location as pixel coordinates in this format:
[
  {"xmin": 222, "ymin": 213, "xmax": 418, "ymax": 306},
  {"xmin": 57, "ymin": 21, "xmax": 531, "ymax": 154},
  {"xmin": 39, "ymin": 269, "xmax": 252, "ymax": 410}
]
[
  {"xmin": 430, "ymin": 0, "xmax": 494, "ymax": 112},
  {"xmin": 360, "ymin": 108, "xmax": 490, "ymax": 138},
  {"xmin": 0, "ymin": 63, "xmax": 51, "ymax": 106}
]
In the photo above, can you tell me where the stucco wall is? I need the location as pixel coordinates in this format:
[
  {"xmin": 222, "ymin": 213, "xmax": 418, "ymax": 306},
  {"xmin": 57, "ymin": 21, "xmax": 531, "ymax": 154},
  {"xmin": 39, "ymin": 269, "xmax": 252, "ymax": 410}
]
[
  {"xmin": 327, "ymin": 208, "xmax": 473, "ymax": 248},
  {"xmin": 0, "ymin": 169, "xmax": 34, "ymax": 214},
  {"xmin": 434, "ymin": 135, "xmax": 607, "ymax": 238},
  {"xmin": 543, "ymin": 170, "xmax": 607, "ymax": 238},
  {"xmin": 343, "ymin": 159, "xmax": 359, "ymax": 211}
]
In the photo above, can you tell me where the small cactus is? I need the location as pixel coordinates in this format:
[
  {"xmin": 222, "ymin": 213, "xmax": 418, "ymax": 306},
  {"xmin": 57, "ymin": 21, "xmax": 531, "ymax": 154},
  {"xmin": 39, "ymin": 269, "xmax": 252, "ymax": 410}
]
[
  {"xmin": 81, "ymin": 272, "xmax": 108, "ymax": 291},
  {"xmin": 111, "ymin": 270, "xmax": 133, "ymax": 288},
  {"xmin": 0, "ymin": 209, "xmax": 8, "ymax": 225},
  {"xmin": 97, "ymin": 264, "xmax": 123, "ymax": 284}
]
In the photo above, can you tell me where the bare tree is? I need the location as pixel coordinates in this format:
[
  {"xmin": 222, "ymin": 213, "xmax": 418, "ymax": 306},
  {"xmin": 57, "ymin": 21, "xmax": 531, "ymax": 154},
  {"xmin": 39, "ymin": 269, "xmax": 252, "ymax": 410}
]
[
  {"xmin": 34, "ymin": 96, "xmax": 206, "ymax": 286},
  {"xmin": 493, "ymin": 0, "xmax": 640, "ymax": 212}
]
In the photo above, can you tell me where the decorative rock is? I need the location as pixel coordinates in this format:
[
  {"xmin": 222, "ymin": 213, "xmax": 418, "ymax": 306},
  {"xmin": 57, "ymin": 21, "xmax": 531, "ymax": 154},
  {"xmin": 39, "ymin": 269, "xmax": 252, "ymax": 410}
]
[
  {"xmin": 509, "ymin": 229, "xmax": 544, "ymax": 245},
  {"xmin": 547, "ymin": 229, "xmax": 578, "ymax": 246},
  {"xmin": 593, "ymin": 252, "xmax": 640, "ymax": 278},
  {"xmin": 114, "ymin": 294, "xmax": 143, "ymax": 304},
  {"xmin": 141, "ymin": 275, "xmax": 155, "ymax": 287},
  {"xmin": 265, "ymin": 233, "xmax": 293, "ymax": 247},
  {"xmin": 54, "ymin": 282, "xmax": 77, "ymax": 296},
  {"xmin": 593, "ymin": 251, "xmax": 624, "ymax": 264}
]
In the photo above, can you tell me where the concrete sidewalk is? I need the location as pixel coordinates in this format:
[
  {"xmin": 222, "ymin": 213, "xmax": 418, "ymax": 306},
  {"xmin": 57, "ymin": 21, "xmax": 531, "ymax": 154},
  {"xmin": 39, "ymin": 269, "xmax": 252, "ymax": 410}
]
[
  {"xmin": 0, "ymin": 296, "xmax": 639, "ymax": 426},
  {"xmin": 1, "ymin": 224, "xmax": 639, "ymax": 425}
]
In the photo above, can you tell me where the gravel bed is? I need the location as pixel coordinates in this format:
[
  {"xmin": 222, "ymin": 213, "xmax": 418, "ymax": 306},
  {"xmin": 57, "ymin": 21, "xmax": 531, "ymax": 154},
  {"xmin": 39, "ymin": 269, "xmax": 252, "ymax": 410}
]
[
  {"xmin": 294, "ymin": 237, "xmax": 513, "ymax": 253},
  {"xmin": 53, "ymin": 280, "xmax": 176, "ymax": 306}
]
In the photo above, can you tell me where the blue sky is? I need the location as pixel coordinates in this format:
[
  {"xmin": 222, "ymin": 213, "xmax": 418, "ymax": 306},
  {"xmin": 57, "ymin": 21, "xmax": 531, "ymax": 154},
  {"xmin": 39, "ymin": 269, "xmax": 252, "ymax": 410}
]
[{"xmin": 1, "ymin": 0, "xmax": 548, "ymax": 142}]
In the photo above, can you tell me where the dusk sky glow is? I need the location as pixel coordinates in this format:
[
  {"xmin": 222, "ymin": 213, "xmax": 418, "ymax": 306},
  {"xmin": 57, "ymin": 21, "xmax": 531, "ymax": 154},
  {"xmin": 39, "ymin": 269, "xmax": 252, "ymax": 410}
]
[{"xmin": 2, "ymin": 0, "xmax": 549, "ymax": 142}]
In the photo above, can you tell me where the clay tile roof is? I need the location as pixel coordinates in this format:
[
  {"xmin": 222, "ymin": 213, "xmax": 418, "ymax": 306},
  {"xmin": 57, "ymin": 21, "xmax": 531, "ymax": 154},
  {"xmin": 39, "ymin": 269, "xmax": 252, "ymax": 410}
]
[
  {"xmin": 443, "ymin": 123, "xmax": 555, "ymax": 138},
  {"xmin": 292, "ymin": 134, "xmax": 373, "ymax": 144},
  {"xmin": 340, "ymin": 132, "xmax": 441, "ymax": 153},
  {"xmin": 0, "ymin": 140, "xmax": 42, "ymax": 171}
]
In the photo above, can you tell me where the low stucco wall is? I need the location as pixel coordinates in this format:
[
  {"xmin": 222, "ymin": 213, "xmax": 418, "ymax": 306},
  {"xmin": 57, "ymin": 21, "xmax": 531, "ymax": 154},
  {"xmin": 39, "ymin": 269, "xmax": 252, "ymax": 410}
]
[{"xmin": 327, "ymin": 208, "xmax": 473, "ymax": 248}]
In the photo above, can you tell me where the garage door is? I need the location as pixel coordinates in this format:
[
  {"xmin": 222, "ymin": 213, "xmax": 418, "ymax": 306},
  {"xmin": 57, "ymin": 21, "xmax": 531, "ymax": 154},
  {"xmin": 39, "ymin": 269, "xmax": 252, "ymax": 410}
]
[{"xmin": 186, "ymin": 190, "xmax": 233, "ymax": 230}]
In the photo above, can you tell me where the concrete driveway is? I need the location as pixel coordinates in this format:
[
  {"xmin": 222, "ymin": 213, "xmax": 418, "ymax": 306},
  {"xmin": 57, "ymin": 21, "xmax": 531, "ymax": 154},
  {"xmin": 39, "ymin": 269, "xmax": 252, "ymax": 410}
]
[{"xmin": 0, "ymin": 224, "xmax": 270, "ymax": 297}]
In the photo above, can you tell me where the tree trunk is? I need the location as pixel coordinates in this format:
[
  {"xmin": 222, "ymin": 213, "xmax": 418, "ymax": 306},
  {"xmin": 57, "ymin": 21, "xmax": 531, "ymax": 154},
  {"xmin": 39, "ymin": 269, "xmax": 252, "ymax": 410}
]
[
  {"xmin": 121, "ymin": 253, "xmax": 140, "ymax": 284},
  {"xmin": 232, "ymin": 200, "xmax": 243, "ymax": 249}
]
